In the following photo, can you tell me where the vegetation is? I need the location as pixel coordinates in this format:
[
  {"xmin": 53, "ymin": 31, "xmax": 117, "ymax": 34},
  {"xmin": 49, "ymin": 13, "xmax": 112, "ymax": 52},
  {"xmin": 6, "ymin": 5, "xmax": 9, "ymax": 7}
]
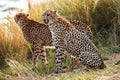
[
  {"xmin": 28, "ymin": 0, "xmax": 120, "ymax": 55},
  {"xmin": 0, "ymin": 0, "xmax": 120, "ymax": 80},
  {"xmin": 0, "ymin": 17, "xmax": 28, "ymax": 67}
]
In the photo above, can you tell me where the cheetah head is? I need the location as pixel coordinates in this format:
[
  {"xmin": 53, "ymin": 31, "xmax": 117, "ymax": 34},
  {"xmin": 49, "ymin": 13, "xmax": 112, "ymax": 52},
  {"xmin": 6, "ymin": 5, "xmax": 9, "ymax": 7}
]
[
  {"xmin": 42, "ymin": 9, "xmax": 57, "ymax": 25},
  {"xmin": 14, "ymin": 13, "xmax": 29, "ymax": 23}
]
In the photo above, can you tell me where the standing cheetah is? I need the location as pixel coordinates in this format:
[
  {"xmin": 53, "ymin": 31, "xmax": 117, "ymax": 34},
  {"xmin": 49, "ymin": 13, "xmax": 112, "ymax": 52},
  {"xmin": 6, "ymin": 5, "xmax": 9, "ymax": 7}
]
[
  {"xmin": 42, "ymin": 10, "xmax": 106, "ymax": 73},
  {"xmin": 14, "ymin": 12, "xmax": 93, "ymax": 70},
  {"xmin": 14, "ymin": 13, "xmax": 51, "ymax": 69}
]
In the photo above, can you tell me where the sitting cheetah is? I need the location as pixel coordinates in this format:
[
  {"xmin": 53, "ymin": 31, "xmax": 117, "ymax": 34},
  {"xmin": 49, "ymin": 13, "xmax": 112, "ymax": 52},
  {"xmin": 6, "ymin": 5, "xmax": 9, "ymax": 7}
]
[
  {"xmin": 14, "ymin": 13, "xmax": 93, "ymax": 70},
  {"xmin": 42, "ymin": 10, "xmax": 106, "ymax": 73}
]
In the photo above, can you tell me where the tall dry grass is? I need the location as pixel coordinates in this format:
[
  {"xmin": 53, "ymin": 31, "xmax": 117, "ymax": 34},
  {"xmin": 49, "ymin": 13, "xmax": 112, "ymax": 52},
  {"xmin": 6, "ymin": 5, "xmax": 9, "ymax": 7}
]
[
  {"xmin": 0, "ymin": 16, "xmax": 28, "ymax": 67},
  {"xmin": 50, "ymin": 0, "xmax": 120, "ymax": 55}
]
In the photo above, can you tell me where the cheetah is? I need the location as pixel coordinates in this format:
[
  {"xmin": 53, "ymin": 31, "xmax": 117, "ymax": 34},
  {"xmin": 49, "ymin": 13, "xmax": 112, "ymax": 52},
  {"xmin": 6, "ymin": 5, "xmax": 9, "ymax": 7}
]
[
  {"xmin": 14, "ymin": 12, "xmax": 93, "ymax": 70},
  {"xmin": 42, "ymin": 10, "xmax": 106, "ymax": 73},
  {"xmin": 14, "ymin": 13, "xmax": 51, "ymax": 69}
]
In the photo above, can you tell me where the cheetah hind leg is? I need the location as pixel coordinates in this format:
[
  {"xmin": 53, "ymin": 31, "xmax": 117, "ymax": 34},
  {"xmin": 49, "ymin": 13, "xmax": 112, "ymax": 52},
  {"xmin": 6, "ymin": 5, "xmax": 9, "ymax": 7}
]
[
  {"xmin": 32, "ymin": 44, "xmax": 48, "ymax": 71},
  {"xmin": 38, "ymin": 46, "xmax": 48, "ymax": 68},
  {"xmin": 32, "ymin": 52, "xmax": 38, "ymax": 71}
]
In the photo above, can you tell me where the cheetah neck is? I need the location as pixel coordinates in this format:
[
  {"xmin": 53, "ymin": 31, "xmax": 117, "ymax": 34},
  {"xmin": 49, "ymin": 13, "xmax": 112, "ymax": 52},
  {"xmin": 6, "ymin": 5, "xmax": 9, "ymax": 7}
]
[
  {"xmin": 49, "ymin": 16, "xmax": 75, "ymax": 29},
  {"xmin": 56, "ymin": 15, "xmax": 75, "ymax": 28},
  {"xmin": 17, "ymin": 18, "xmax": 28, "ymax": 30}
]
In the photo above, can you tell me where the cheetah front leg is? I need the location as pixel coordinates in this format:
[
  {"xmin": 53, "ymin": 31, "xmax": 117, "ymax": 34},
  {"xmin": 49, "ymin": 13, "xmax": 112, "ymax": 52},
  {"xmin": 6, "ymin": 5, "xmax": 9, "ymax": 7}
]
[
  {"xmin": 55, "ymin": 51, "xmax": 79, "ymax": 72},
  {"xmin": 32, "ymin": 44, "xmax": 48, "ymax": 70},
  {"xmin": 55, "ymin": 47, "xmax": 65, "ymax": 73}
]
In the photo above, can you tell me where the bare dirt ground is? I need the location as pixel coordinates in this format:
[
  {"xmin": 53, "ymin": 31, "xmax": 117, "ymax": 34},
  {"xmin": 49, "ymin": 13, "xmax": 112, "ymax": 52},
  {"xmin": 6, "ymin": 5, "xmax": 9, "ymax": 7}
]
[{"xmin": 96, "ymin": 53, "xmax": 120, "ymax": 80}]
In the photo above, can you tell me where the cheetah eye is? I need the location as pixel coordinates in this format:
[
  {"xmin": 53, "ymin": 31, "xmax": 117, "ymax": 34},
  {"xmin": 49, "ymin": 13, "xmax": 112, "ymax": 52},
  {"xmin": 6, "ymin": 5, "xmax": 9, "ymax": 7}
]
[
  {"xmin": 17, "ymin": 15, "xmax": 21, "ymax": 19},
  {"xmin": 47, "ymin": 14, "xmax": 50, "ymax": 16}
]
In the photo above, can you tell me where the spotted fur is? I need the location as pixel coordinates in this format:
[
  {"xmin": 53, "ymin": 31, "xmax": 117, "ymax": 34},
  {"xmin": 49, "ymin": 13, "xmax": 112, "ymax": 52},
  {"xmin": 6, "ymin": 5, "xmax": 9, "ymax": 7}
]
[
  {"xmin": 42, "ymin": 10, "xmax": 106, "ymax": 73},
  {"xmin": 14, "ymin": 12, "xmax": 93, "ymax": 70}
]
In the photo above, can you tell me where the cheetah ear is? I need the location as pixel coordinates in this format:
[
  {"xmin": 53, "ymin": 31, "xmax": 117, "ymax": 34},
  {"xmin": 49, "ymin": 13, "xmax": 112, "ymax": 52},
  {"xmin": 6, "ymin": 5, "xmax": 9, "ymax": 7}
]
[{"xmin": 53, "ymin": 10, "xmax": 57, "ymax": 14}]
